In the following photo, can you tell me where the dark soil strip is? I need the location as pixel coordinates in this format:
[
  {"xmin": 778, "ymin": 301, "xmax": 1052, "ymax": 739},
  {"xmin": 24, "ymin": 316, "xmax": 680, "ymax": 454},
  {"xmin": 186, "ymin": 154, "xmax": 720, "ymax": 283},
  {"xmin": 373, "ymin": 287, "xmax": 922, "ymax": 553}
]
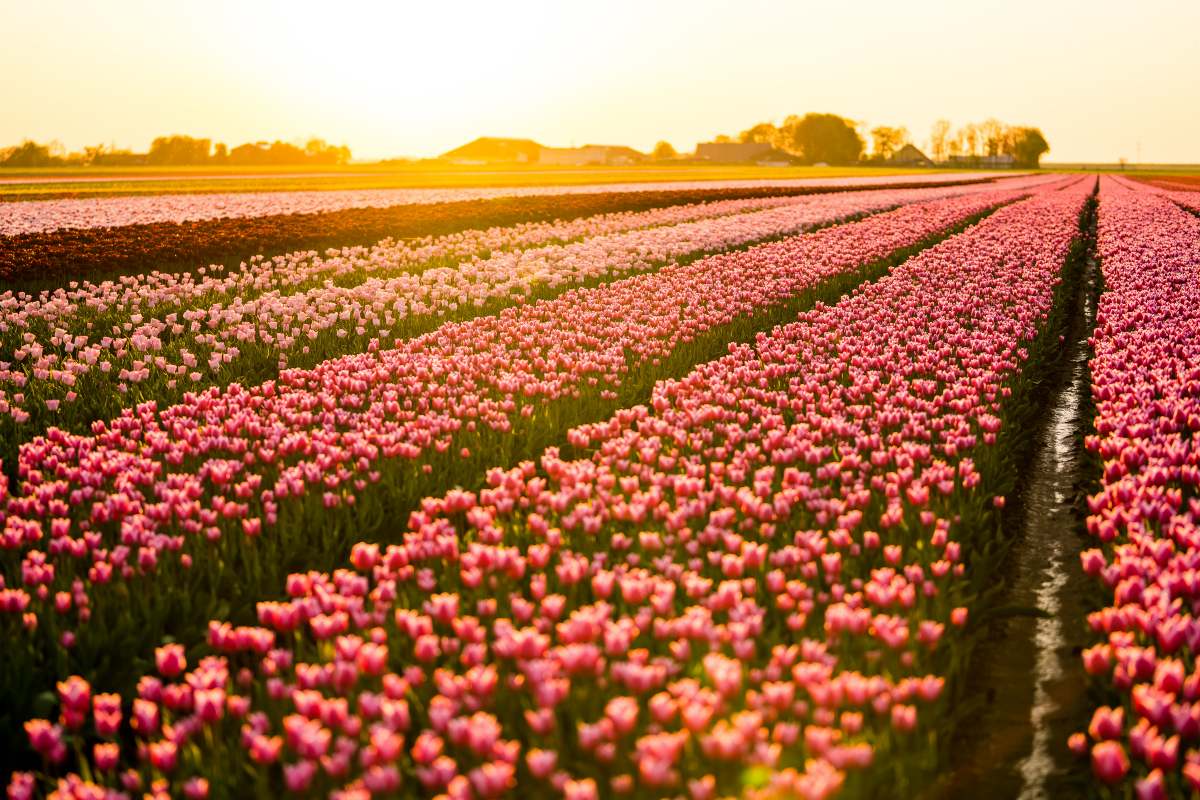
[
  {"xmin": 932, "ymin": 188, "xmax": 1100, "ymax": 799},
  {"xmin": 0, "ymin": 178, "xmax": 998, "ymax": 291}
]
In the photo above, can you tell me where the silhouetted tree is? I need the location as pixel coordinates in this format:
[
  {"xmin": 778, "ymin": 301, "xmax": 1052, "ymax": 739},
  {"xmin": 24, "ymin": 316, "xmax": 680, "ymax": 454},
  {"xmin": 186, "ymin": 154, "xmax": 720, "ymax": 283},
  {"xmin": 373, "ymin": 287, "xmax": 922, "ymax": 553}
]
[
  {"xmin": 0, "ymin": 140, "xmax": 60, "ymax": 167},
  {"xmin": 227, "ymin": 139, "xmax": 351, "ymax": 165},
  {"xmin": 979, "ymin": 118, "xmax": 1007, "ymax": 157},
  {"xmin": 779, "ymin": 113, "xmax": 863, "ymax": 165},
  {"xmin": 738, "ymin": 123, "xmax": 780, "ymax": 147},
  {"xmin": 929, "ymin": 119, "xmax": 951, "ymax": 163},
  {"xmin": 651, "ymin": 141, "xmax": 678, "ymax": 159},
  {"xmin": 147, "ymin": 135, "xmax": 212, "ymax": 165},
  {"xmin": 869, "ymin": 126, "xmax": 909, "ymax": 161},
  {"xmin": 1009, "ymin": 127, "xmax": 1049, "ymax": 167}
]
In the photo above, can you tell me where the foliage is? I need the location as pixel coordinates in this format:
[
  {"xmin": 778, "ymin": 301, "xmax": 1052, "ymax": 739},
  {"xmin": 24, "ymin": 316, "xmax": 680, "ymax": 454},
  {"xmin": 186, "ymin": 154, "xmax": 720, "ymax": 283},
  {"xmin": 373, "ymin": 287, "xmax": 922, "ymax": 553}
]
[
  {"xmin": 227, "ymin": 139, "xmax": 352, "ymax": 166},
  {"xmin": 1, "ymin": 136, "xmax": 353, "ymax": 170},
  {"xmin": 147, "ymin": 135, "xmax": 213, "ymax": 166},
  {"xmin": 0, "ymin": 140, "xmax": 66, "ymax": 168},
  {"xmin": 870, "ymin": 126, "xmax": 911, "ymax": 161},
  {"xmin": 651, "ymin": 141, "xmax": 678, "ymax": 159},
  {"xmin": 738, "ymin": 123, "xmax": 781, "ymax": 147},
  {"xmin": 1009, "ymin": 128, "xmax": 1050, "ymax": 168},
  {"xmin": 935, "ymin": 119, "xmax": 1051, "ymax": 167},
  {"xmin": 779, "ymin": 114, "xmax": 865, "ymax": 165}
]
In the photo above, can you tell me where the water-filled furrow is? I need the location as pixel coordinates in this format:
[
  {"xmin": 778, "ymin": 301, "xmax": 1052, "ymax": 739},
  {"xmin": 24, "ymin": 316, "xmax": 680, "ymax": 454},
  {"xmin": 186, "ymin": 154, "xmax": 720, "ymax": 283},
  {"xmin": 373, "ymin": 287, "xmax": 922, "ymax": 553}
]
[{"xmin": 935, "ymin": 195, "xmax": 1100, "ymax": 799}]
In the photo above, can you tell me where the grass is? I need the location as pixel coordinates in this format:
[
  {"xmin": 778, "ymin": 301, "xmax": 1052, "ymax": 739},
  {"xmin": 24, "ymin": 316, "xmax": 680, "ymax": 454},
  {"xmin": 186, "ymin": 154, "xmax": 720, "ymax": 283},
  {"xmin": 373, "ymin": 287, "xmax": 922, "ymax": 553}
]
[{"xmin": 0, "ymin": 163, "xmax": 971, "ymax": 201}]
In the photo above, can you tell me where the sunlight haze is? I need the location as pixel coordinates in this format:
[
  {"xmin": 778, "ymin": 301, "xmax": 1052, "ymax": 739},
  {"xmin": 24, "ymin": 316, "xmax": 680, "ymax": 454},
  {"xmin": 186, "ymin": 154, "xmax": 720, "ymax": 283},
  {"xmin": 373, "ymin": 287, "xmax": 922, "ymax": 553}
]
[{"xmin": 2, "ymin": 0, "xmax": 1197, "ymax": 163}]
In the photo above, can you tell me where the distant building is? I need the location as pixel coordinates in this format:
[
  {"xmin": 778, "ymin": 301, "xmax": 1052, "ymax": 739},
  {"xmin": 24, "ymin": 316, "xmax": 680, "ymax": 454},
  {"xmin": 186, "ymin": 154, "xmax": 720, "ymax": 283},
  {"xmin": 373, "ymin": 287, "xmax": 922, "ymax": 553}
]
[
  {"xmin": 695, "ymin": 141, "xmax": 773, "ymax": 163},
  {"xmin": 538, "ymin": 145, "xmax": 646, "ymax": 166},
  {"xmin": 891, "ymin": 144, "xmax": 934, "ymax": 167},
  {"xmin": 946, "ymin": 153, "xmax": 1017, "ymax": 168},
  {"xmin": 440, "ymin": 137, "xmax": 543, "ymax": 164},
  {"xmin": 695, "ymin": 141, "xmax": 803, "ymax": 165}
]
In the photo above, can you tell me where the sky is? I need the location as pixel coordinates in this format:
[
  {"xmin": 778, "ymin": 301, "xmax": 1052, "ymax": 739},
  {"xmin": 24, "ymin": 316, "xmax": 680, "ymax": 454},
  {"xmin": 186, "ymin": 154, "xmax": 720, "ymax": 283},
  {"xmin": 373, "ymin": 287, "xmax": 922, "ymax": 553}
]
[{"xmin": 2, "ymin": 0, "xmax": 1197, "ymax": 164}]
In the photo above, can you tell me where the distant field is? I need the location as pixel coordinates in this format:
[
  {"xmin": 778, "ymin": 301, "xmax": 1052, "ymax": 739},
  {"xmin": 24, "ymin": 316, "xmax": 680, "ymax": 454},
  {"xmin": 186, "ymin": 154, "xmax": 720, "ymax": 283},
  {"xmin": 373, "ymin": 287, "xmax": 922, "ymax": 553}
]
[
  {"xmin": 1043, "ymin": 162, "xmax": 1200, "ymax": 177},
  {"xmin": 0, "ymin": 162, "xmax": 965, "ymax": 201},
  {"xmin": 1131, "ymin": 174, "xmax": 1200, "ymax": 191}
]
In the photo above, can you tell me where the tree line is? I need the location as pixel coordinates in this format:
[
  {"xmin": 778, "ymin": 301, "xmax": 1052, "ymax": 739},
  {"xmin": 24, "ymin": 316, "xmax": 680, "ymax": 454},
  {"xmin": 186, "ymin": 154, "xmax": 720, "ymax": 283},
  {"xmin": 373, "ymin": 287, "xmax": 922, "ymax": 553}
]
[
  {"xmin": 0, "ymin": 135, "xmax": 352, "ymax": 168},
  {"xmin": 691, "ymin": 113, "xmax": 1049, "ymax": 167}
]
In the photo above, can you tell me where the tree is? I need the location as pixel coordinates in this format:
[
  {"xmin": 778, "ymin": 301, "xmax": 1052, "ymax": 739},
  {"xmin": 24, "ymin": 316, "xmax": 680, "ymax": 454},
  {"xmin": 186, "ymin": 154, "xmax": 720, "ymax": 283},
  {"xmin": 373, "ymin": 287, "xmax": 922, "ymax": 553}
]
[
  {"xmin": 82, "ymin": 144, "xmax": 108, "ymax": 165},
  {"xmin": 304, "ymin": 138, "xmax": 350, "ymax": 165},
  {"xmin": 147, "ymin": 135, "xmax": 212, "ymax": 165},
  {"xmin": 713, "ymin": 134, "xmax": 734, "ymax": 144},
  {"xmin": 779, "ymin": 113, "xmax": 863, "ymax": 165},
  {"xmin": 929, "ymin": 119, "xmax": 951, "ymax": 163},
  {"xmin": 1, "ymin": 140, "xmax": 59, "ymax": 167},
  {"xmin": 979, "ymin": 118, "xmax": 1006, "ymax": 157},
  {"xmin": 227, "ymin": 139, "xmax": 351, "ymax": 166},
  {"xmin": 738, "ymin": 123, "xmax": 780, "ymax": 147},
  {"xmin": 869, "ymin": 126, "xmax": 910, "ymax": 161},
  {"xmin": 1008, "ymin": 127, "xmax": 1049, "ymax": 168},
  {"xmin": 961, "ymin": 124, "xmax": 980, "ymax": 158},
  {"xmin": 651, "ymin": 141, "xmax": 677, "ymax": 159}
]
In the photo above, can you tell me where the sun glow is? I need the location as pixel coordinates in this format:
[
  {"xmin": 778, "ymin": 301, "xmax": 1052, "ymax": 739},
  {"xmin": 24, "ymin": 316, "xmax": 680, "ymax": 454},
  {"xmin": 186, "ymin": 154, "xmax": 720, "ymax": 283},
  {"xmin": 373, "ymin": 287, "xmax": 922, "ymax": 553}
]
[{"xmin": 2, "ymin": 0, "xmax": 1199, "ymax": 162}]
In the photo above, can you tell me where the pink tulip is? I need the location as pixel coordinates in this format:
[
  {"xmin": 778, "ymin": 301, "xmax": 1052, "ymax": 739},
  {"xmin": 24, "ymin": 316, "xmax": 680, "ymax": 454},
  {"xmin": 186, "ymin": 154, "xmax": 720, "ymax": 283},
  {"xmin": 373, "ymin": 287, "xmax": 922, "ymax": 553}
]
[
  {"xmin": 1091, "ymin": 741, "xmax": 1130, "ymax": 784},
  {"xmin": 155, "ymin": 643, "xmax": 187, "ymax": 678}
]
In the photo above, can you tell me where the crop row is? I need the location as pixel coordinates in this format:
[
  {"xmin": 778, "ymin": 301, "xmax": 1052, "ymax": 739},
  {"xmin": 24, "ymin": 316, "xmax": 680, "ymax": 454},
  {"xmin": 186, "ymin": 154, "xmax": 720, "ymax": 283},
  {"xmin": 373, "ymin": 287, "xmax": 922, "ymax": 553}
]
[
  {"xmin": 0, "ymin": 178, "xmax": 1000, "ymax": 290},
  {"xmin": 1071, "ymin": 178, "xmax": 1200, "ymax": 796},
  {"xmin": 0, "ymin": 174, "xmax": 995, "ymax": 236},
  {"xmin": 5, "ymin": 193, "xmax": 812, "ymax": 322},
  {"xmin": 0, "ymin": 179, "xmax": 1051, "ymax": 460},
  {"xmin": 4, "ymin": 179, "xmax": 1093, "ymax": 798},
  {"xmin": 1112, "ymin": 174, "xmax": 1200, "ymax": 217}
]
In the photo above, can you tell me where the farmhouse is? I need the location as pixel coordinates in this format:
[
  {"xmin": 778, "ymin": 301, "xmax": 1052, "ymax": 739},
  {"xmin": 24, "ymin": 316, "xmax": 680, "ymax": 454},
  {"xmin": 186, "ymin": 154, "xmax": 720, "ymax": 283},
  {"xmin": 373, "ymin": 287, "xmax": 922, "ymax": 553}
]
[
  {"xmin": 695, "ymin": 141, "xmax": 772, "ymax": 162},
  {"xmin": 440, "ymin": 137, "xmax": 543, "ymax": 164},
  {"xmin": 695, "ymin": 141, "xmax": 802, "ymax": 165},
  {"xmin": 891, "ymin": 143, "xmax": 934, "ymax": 167},
  {"xmin": 538, "ymin": 145, "xmax": 646, "ymax": 166},
  {"xmin": 947, "ymin": 153, "xmax": 1017, "ymax": 168}
]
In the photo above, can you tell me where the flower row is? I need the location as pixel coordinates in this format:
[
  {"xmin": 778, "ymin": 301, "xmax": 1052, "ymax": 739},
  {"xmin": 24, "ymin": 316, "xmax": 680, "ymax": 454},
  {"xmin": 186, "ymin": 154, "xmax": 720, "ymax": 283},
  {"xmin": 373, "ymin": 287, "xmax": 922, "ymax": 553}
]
[
  {"xmin": 1071, "ymin": 178, "xmax": 1200, "ymax": 796},
  {"xmin": 0, "ymin": 180, "xmax": 1049, "ymax": 442},
  {"xmin": 5, "ymin": 193, "xmax": 810, "ymax": 327},
  {"xmin": 0, "ymin": 174, "xmax": 993, "ymax": 236},
  {"xmin": 1, "ymin": 186, "xmax": 834, "ymax": 289}
]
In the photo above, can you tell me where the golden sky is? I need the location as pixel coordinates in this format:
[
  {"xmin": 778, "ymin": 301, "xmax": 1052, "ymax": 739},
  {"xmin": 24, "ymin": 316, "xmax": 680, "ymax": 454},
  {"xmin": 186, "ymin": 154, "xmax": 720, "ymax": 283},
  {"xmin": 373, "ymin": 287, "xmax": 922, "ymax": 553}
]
[{"xmin": 3, "ymin": 0, "xmax": 1197, "ymax": 164}]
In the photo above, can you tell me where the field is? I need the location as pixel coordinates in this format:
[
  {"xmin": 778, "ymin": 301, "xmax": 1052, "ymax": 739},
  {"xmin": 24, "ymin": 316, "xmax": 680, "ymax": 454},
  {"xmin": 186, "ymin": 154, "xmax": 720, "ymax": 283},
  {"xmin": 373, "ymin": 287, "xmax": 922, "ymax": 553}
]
[
  {"xmin": 0, "ymin": 165, "xmax": 964, "ymax": 202},
  {"xmin": 3, "ymin": 170, "xmax": 1200, "ymax": 800}
]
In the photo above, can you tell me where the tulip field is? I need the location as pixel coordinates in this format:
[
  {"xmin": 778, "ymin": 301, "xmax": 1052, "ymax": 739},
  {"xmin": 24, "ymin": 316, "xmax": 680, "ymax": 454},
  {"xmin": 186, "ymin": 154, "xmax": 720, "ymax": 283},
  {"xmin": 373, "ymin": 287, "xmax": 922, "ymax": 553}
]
[{"xmin": 4, "ymin": 171, "xmax": 1200, "ymax": 799}]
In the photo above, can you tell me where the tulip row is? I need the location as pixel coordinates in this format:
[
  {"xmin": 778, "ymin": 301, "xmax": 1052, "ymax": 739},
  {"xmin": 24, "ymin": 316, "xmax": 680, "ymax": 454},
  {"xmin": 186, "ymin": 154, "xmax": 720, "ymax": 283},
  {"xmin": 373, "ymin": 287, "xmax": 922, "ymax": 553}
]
[
  {"xmin": 5, "ymin": 192, "xmax": 812, "ymax": 326},
  {"xmin": 4, "ymin": 179, "xmax": 1095, "ymax": 798},
  {"xmin": 1070, "ymin": 178, "xmax": 1200, "ymax": 796},
  {"xmin": 0, "ymin": 179, "xmax": 1049, "ymax": 459},
  {"xmin": 1, "ymin": 190, "xmax": 824, "ymax": 453},
  {"xmin": 1, "ymin": 181, "xmax": 1017, "ymax": 293},
  {"xmin": 0, "ymin": 174, "xmax": 994, "ymax": 236},
  {"xmin": 0, "ymin": 187, "xmax": 1030, "ymax": 763},
  {"xmin": 1159, "ymin": 186, "xmax": 1200, "ymax": 216},
  {"xmin": 0, "ymin": 185, "xmax": 839, "ymax": 291},
  {"xmin": 1110, "ymin": 173, "xmax": 1200, "ymax": 217}
]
